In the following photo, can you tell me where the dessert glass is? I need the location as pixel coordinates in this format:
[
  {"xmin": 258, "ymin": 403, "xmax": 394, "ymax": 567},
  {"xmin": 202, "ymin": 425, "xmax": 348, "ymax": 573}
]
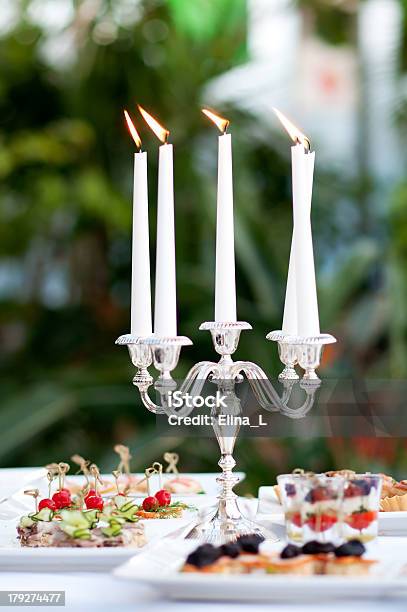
[
  {"xmin": 342, "ymin": 474, "xmax": 382, "ymax": 542},
  {"xmin": 277, "ymin": 474, "xmax": 305, "ymax": 543},
  {"xmin": 300, "ymin": 474, "xmax": 344, "ymax": 544}
]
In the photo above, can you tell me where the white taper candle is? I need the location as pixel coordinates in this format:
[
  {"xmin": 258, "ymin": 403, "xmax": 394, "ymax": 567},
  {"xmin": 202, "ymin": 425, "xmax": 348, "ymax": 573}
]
[
  {"xmin": 154, "ymin": 143, "xmax": 177, "ymax": 337},
  {"xmin": 291, "ymin": 143, "xmax": 320, "ymax": 336},
  {"xmin": 215, "ymin": 132, "xmax": 237, "ymax": 322},
  {"xmin": 131, "ymin": 151, "xmax": 152, "ymax": 336},
  {"xmin": 282, "ymin": 234, "xmax": 297, "ymax": 335}
]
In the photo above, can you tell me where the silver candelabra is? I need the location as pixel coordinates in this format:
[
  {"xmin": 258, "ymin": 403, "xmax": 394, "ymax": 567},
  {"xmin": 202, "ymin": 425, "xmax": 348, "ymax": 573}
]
[{"xmin": 116, "ymin": 322, "xmax": 336, "ymax": 543}]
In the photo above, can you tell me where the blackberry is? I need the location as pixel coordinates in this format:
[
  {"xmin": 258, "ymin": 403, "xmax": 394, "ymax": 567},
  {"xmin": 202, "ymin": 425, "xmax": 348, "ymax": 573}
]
[
  {"xmin": 236, "ymin": 533, "xmax": 265, "ymax": 554},
  {"xmin": 280, "ymin": 544, "xmax": 301, "ymax": 559},
  {"xmin": 302, "ymin": 540, "xmax": 335, "ymax": 555},
  {"xmin": 221, "ymin": 542, "xmax": 241, "ymax": 558},
  {"xmin": 334, "ymin": 540, "xmax": 365, "ymax": 558},
  {"xmin": 353, "ymin": 479, "xmax": 372, "ymax": 496},
  {"xmin": 186, "ymin": 544, "xmax": 222, "ymax": 568},
  {"xmin": 285, "ymin": 483, "xmax": 296, "ymax": 497}
]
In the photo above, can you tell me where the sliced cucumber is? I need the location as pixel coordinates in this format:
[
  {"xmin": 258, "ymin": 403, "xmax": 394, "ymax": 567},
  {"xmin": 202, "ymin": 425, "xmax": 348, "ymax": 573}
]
[
  {"xmin": 59, "ymin": 510, "xmax": 90, "ymax": 529},
  {"xmin": 119, "ymin": 502, "xmax": 137, "ymax": 513},
  {"xmin": 114, "ymin": 495, "xmax": 133, "ymax": 510},
  {"xmin": 102, "ymin": 525, "xmax": 122, "ymax": 538},
  {"xmin": 19, "ymin": 515, "xmax": 34, "ymax": 528},
  {"xmin": 109, "ymin": 516, "xmax": 126, "ymax": 526},
  {"xmin": 31, "ymin": 508, "xmax": 53, "ymax": 522},
  {"xmin": 118, "ymin": 506, "xmax": 138, "ymax": 521},
  {"xmin": 83, "ymin": 509, "xmax": 99, "ymax": 526},
  {"xmin": 73, "ymin": 528, "xmax": 91, "ymax": 540},
  {"xmin": 60, "ymin": 524, "xmax": 76, "ymax": 538}
]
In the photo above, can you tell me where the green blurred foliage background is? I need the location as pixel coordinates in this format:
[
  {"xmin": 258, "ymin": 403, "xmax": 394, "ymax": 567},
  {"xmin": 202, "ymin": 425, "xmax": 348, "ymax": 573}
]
[{"xmin": 1, "ymin": 0, "xmax": 407, "ymax": 492}]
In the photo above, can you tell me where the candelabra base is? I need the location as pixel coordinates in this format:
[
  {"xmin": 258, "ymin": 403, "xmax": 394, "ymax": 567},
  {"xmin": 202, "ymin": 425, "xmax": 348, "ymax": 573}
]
[{"xmin": 186, "ymin": 510, "xmax": 272, "ymax": 545}]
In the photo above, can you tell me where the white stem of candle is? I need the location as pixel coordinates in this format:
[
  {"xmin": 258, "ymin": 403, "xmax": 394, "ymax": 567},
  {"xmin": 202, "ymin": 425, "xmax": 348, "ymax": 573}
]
[
  {"xmin": 154, "ymin": 143, "xmax": 177, "ymax": 337},
  {"xmin": 215, "ymin": 133, "xmax": 237, "ymax": 322},
  {"xmin": 131, "ymin": 151, "xmax": 152, "ymax": 336},
  {"xmin": 292, "ymin": 144, "xmax": 320, "ymax": 336},
  {"xmin": 282, "ymin": 233, "xmax": 297, "ymax": 335}
]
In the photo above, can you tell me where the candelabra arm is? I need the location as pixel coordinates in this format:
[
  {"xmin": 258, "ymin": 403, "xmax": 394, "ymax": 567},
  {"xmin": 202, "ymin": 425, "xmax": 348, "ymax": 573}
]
[
  {"xmin": 138, "ymin": 387, "xmax": 167, "ymax": 415},
  {"xmin": 279, "ymin": 381, "xmax": 320, "ymax": 419},
  {"xmin": 179, "ymin": 361, "xmax": 218, "ymax": 396},
  {"xmin": 236, "ymin": 361, "xmax": 320, "ymax": 419},
  {"xmin": 234, "ymin": 361, "xmax": 285, "ymax": 413}
]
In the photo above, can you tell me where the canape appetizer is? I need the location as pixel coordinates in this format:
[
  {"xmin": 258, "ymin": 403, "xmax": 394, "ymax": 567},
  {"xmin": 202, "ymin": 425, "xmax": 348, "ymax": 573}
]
[
  {"xmin": 17, "ymin": 507, "xmax": 145, "ymax": 548},
  {"xmin": 181, "ymin": 537, "xmax": 376, "ymax": 577},
  {"xmin": 17, "ymin": 464, "xmax": 147, "ymax": 548},
  {"xmin": 136, "ymin": 490, "xmax": 191, "ymax": 519},
  {"xmin": 163, "ymin": 476, "xmax": 204, "ymax": 495}
]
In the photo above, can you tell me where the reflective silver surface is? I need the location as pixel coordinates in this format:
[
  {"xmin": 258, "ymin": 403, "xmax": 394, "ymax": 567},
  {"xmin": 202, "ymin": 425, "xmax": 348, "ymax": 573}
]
[{"xmin": 267, "ymin": 329, "xmax": 336, "ymax": 381}]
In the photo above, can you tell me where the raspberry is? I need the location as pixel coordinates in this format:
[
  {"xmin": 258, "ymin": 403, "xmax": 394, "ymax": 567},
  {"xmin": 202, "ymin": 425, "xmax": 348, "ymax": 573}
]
[
  {"xmin": 142, "ymin": 496, "xmax": 158, "ymax": 511},
  {"xmin": 38, "ymin": 498, "xmax": 57, "ymax": 512},
  {"xmin": 52, "ymin": 490, "xmax": 71, "ymax": 509},
  {"xmin": 85, "ymin": 495, "xmax": 104, "ymax": 511},
  {"xmin": 155, "ymin": 489, "xmax": 171, "ymax": 507}
]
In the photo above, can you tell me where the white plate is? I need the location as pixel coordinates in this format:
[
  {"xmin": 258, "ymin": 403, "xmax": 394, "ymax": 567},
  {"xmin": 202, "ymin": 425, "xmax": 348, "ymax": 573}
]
[
  {"xmin": 101, "ymin": 472, "xmax": 245, "ymax": 498},
  {"xmin": 0, "ymin": 510, "xmax": 202, "ymax": 572},
  {"xmin": 0, "ymin": 471, "xmax": 245, "ymax": 498},
  {"xmin": 0, "ymin": 471, "xmax": 244, "ymax": 519},
  {"xmin": 114, "ymin": 538, "xmax": 407, "ymax": 602},
  {"xmin": 379, "ymin": 511, "xmax": 407, "ymax": 535}
]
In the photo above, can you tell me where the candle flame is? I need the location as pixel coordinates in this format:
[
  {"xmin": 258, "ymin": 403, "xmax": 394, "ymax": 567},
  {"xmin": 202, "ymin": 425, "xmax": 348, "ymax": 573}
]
[
  {"xmin": 124, "ymin": 110, "xmax": 142, "ymax": 149},
  {"xmin": 138, "ymin": 105, "xmax": 169, "ymax": 143},
  {"xmin": 202, "ymin": 108, "xmax": 229, "ymax": 134},
  {"xmin": 273, "ymin": 108, "xmax": 310, "ymax": 151}
]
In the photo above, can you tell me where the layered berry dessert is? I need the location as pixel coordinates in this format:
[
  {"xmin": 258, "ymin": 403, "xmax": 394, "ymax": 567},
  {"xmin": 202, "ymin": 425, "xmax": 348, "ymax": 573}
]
[
  {"xmin": 301, "ymin": 477, "xmax": 343, "ymax": 543},
  {"xmin": 276, "ymin": 475, "xmax": 304, "ymax": 542},
  {"xmin": 342, "ymin": 475, "xmax": 381, "ymax": 542}
]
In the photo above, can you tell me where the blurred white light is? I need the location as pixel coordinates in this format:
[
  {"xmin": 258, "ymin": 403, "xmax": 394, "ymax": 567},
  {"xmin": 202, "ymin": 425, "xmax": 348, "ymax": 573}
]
[
  {"xmin": 142, "ymin": 19, "xmax": 169, "ymax": 43},
  {"xmin": 39, "ymin": 31, "xmax": 77, "ymax": 69},
  {"xmin": 142, "ymin": 44, "xmax": 165, "ymax": 67},
  {"xmin": 0, "ymin": 0, "xmax": 19, "ymax": 36},
  {"xmin": 112, "ymin": 0, "xmax": 143, "ymax": 27},
  {"xmin": 27, "ymin": 0, "xmax": 74, "ymax": 32},
  {"xmin": 93, "ymin": 20, "xmax": 118, "ymax": 45}
]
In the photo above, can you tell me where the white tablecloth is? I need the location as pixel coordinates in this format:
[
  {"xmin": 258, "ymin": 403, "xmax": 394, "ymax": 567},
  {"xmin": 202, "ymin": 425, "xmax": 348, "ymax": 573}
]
[
  {"xmin": 1, "ymin": 572, "xmax": 407, "ymax": 612},
  {"xmin": 1, "ymin": 468, "xmax": 407, "ymax": 611}
]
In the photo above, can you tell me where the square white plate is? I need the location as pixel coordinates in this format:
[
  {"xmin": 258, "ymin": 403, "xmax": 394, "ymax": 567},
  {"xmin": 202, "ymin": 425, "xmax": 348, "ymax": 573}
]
[
  {"xmin": 0, "ymin": 510, "xmax": 200, "ymax": 572},
  {"xmin": 114, "ymin": 538, "xmax": 407, "ymax": 602},
  {"xmin": 0, "ymin": 470, "xmax": 240, "ymax": 571}
]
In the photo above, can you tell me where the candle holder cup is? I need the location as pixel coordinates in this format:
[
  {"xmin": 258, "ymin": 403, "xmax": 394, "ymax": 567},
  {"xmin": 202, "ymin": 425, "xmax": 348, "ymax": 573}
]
[{"xmin": 267, "ymin": 330, "xmax": 336, "ymax": 383}]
